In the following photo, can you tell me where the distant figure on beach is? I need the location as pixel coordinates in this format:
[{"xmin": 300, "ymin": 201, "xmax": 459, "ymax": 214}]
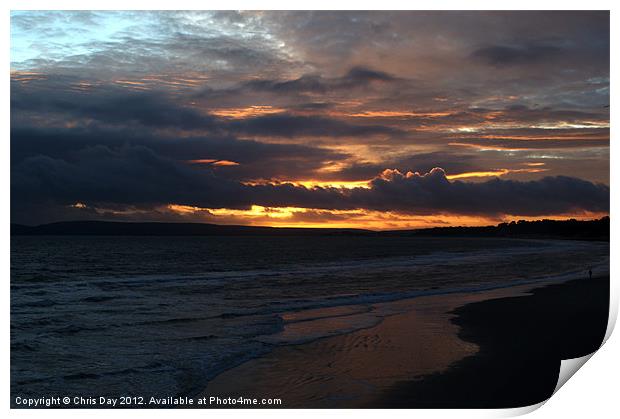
[{"xmin": 588, "ymin": 267, "xmax": 593, "ymax": 280}]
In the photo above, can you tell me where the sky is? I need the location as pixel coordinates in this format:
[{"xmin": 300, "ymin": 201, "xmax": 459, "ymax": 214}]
[{"xmin": 10, "ymin": 11, "xmax": 610, "ymax": 229}]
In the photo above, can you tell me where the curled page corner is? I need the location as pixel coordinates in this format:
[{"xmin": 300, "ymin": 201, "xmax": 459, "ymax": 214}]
[
  {"xmin": 495, "ymin": 353, "xmax": 597, "ymax": 418},
  {"xmin": 494, "ymin": 401, "xmax": 547, "ymax": 418},
  {"xmin": 548, "ymin": 270, "xmax": 616, "ymax": 401},
  {"xmin": 553, "ymin": 353, "xmax": 595, "ymax": 395}
]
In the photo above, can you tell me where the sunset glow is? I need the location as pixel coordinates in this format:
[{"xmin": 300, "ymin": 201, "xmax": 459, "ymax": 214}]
[
  {"xmin": 10, "ymin": 11, "xmax": 609, "ymax": 228},
  {"xmin": 163, "ymin": 203, "xmax": 609, "ymax": 230},
  {"xmin": 445, "ymin": 168, "xmax": 548, "ymax": 180},
  {"xmin": 210, "ymin": 106, "xmax": 286, "ymax": 119}
]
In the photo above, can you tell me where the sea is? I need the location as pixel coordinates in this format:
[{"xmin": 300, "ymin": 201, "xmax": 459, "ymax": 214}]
[{"xmin": 10, "ymin": 235, "xmax": 609, "ymax": 400}]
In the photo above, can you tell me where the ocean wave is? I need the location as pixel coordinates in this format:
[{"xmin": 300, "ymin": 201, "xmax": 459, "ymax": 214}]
[{"xmin": 10, "ymin": 237, "xmax": 608, "ymax": 400}]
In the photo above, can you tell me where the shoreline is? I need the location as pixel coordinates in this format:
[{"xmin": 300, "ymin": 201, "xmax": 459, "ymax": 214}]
[
  {"xmin": 201, "ymin": 274, "xmax": 608, "ymax": 408},
  {"xmin": 370, "ymin": 275, "xmax": 609, "ymax": 408}
]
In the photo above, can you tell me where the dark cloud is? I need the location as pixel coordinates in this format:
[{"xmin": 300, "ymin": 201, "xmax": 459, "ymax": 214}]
[
  {"xmin": 11, "ymin": 79, "xmax": 402, "ymax": 139},
  {"xmin": 352, "ymin": 168, "xmax": 609, "ymax": 215},
  {"xmin": 12, "ymin": 144, "xmax": 245, "ymax": 209},
  {"xmin": 10, "ymin": 81, "xmax": 217, "ymax": 130},
  {"xmin": 244, "ymin": 65, "xmax": 398, "ymax": 94},
  {"xmin": 320, "ymin": 152, "xmax": 482, "ymax": 182},
  {"xmin": 229, "ymin": 114, "xmax": 401, "ymax": 138},
  {"xmin": 472, "ymin": 42, "xmax": 563, "ymax": 66},
  {"xmin": 12, "ymin": 148, "xmax": 609, "ymax": 223},
  {"xmin": 10, "ymin": 126, "xmax": 348, "ymax": 182},
  {"xmin": 10, "ymin": 11, "xmax": 609, "ymax": 225},
  {"xmin": 345, "ymin": 66, "xmax": 396, "ymax": 82}
]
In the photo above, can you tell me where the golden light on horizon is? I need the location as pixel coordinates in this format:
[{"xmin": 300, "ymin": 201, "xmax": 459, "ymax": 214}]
[
  {"xmin": 208, "ymin": 205, "xmax": 299, "ymax": 219},
  {"xmin": 166, "ymin": 203, "xmax": 501, "ymax": 229},
  {"xmin": 164, "ymin": 203, "xmax": 608, "ymax": 231},
  {"xmin": 166, "ymin": 204, "xmax": 208, "ymax": 214}
]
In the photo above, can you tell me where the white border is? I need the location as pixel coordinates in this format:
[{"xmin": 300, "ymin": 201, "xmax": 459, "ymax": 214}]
[
  {"xmin": 3, "ymin": 2, "xmax": 617, "ymax": 418},
  {"xmin": 3, "ymin": 1, "xmax": 618, "ymax": 10}
]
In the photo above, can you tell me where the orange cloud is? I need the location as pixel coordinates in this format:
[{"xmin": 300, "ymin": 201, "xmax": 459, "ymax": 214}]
[
  {"xmin": 187, "ymin": 159, "xmax": 240, "ymax": 166},
  {"xmin": 345, "ymin": 110, "xmax": 452, "ymax": 118},
  {"xmin": 188, "ymin": 159, "xmax": 217, "ymax": 164},
  {"xmin": 446, "ymin": 168, "xmax": 548, "ymax": 180},
  {"xmin": 10, "ymin": 70, "xmax": 47, "ymax": 83},
  {"xmin": 212, "ymin": 160, "xmax": 240, "ymax": 166},
  {"xmin": 210, "ymin": 106, "xmax": 286, "ymax": 119}
]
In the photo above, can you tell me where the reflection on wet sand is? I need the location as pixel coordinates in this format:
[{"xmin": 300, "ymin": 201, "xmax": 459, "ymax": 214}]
[{"xmin": 204, "ymin": 284, "xmax": 540, "ymax": 407}]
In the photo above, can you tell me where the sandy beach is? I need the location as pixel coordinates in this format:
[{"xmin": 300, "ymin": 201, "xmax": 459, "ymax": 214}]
[
  {"xmin": 201, "ymin": 275, "xmax": 609, "ymax": 408},
  {"xmin": 374, "ymin": 275, "xmax": 609, "ymax": 408}
]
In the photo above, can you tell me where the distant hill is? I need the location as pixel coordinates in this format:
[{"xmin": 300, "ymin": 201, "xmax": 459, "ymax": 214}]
[
  {"xmin": 11, "ymin": 217, "xmax": 609, "ymax": 240},
  {"xmin": 10, "ymin": 220, "xmax": 371, "ymax": 237}
]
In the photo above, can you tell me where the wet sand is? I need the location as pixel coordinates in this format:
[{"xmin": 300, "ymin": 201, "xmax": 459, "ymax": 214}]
[
  {"xmin": 201, "ymin": 277, "xmax": 608, "ymax": 408},
  {"xmin": 372, "ymin": 276, "xmax": 609, "ymax": 408}
]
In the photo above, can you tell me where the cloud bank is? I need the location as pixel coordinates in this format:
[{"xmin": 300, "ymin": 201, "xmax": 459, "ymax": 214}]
[{"xmin": 10, "ymin": 11, "xmax": 609, "ymax": 226}]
